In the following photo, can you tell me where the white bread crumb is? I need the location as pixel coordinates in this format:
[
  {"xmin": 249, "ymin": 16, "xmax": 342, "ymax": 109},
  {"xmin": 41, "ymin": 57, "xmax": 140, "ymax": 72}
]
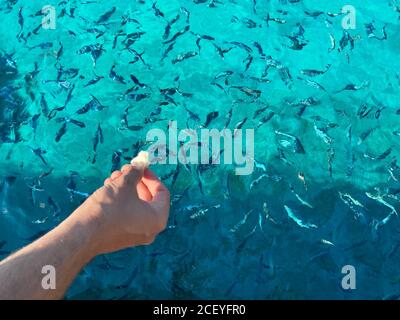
[{"xmin": 130, "ymin": 151, "xmax": 150, "ymax": 168}]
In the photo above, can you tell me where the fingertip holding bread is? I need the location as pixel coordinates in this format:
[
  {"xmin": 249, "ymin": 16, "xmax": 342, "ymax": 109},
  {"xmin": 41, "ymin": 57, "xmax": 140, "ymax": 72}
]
[{"xmin": 131, "ymin": 151, "xmax": 150, "ymax": 169}]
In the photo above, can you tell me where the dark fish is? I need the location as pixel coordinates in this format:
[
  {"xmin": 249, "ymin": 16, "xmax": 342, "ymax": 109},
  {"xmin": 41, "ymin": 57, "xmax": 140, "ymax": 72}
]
[
  {"xmin": 278, "ymin": 67, "xmax": 293, "ymax": 88},
  {"xmin": 47, "ymin": 196, "xmax": 61, "ymax": 218},
  {"xmin": 163, "ymin": 25, "xmax": 190, "ymax": 44},
  {"xmin": 55, "ymin": 121, "xmax": 67, "ymax": 142},
  {"xmin": 304, "ymin": 11, "xmax": 324, "ymax": 17},
  {"xmin": 229, "ymin": 41, "xmax": 253, "ymax": 53},
  {"xmin": 285, "ymin": 35, "xmax": 308, "ymax": 50},
  {"xmin": 127, "ymin": 93, "xmax": 150, "ymax": 102},
  {"xmin": 30, "ymin": 113, "xmax": 40, "ymax": 138},
  {"xmin": 111, "ymin": 150, "xmax": 123, "ymax": 172},
  {"xmin": 109, "ymin": 65, "xmax": 126, "ymax": 84},
  {"xmin": 92, "ymin": 124, "xmax": 104, "ymax": 164},
  {"xmin": 300, "ymin": 64, "xmax": 331, "ymax": 77},
  {"xmin": 252, "ymin": 41, "xmax": 265, "ymax": 57},
  {"xmin": 47, "ymin": 106, "xmax": 65, "ymax": 121},
  {"xmin": 203, "ymin": 111, "xmax": 219, "ymax": 127},
  {"xmin": 184, "ymin": 105, "xmax": 201, "ymax": 122},
  {"xmin": 56, "ymin": 42, "xmax": 63, "ymax": 62},
  {"xmin": 257, "ymin": 112, "xmax": 275, "ymax": 128},
  {"xmin": 172, "ymin": 51, "xmax": 198, "ymax": 64},
  {"xmin": 152, "ymin": 2, "xmax": 165, "ymax": 18},
  {"xmin": 213, "ymin": 44, "xmax": 233, "ymax": 58},
  {"xmin": 40, "ymin": 93, "xmax": 49, "ymax": 117},
  {"xmin": 230, "ymin": 86, "xmax": 261, "ymax": 98},
  {"xmin": 31, "ymin": 147, "xmax": 48, "ymax": 165},
  {"xmin": 64, "ymin": 84, "xmax": 75, "ymax": 108},
  {"xmin": 234, "ymin": 117, "xmax": 247, "ymax": 130},
  {"xmin": 112, "ymin": 31, "xmax": 126, "ymax": 49},
  {"xmin": 224, "ymin": 107, "xmax": 233, "ymax": 127},
  {"xmin": 265, "ymin": 13, "xmax": 286, "ymax": 26},
  {"xmin": 243, "ymin": 55, "xmax": 253, "ymax": 72},
  {"xmin": 76, "ymin": 95, "xmax": 106, "ymax": 114},
  {"xmin": 96, "ymin": 6, "xmax": 116, "ymax": 24},
  {"xmin": 214, "ymin": 70, "xmax": 233, "ymax": 80},
  {"xmin": 253, "ymin": 104, "xmax": 268, "ymax": 119},
  {"xmin": 17, "ymin": 7, "xmax": 24, "ymax": 39},
  {"xmin": 377, "ymin": 148, "xmax": 392, "ymax": 160},
  {"xmin": 275, "ymin": 131, "xmax": 305, "ymax": 154},
  {"xmin": 161, "ymin": 42, "xmax": 175, "ymax": 61},
  {"xmin": 29, "ymin": 42, "xmax": 54, "ymax": 50},
  {"xmin": 84, "ymin": 74, "xmax": 104, "ymax": 87},
  {"xmin": 130, "ymin": 74, "xmax": 146, "ymax": 88}
]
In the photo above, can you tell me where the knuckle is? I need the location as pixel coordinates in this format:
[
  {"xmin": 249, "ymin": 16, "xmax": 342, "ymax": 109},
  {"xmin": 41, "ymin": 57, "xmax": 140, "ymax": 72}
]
[{"xmin": 143, "ymin": 234, "xmax": 156, "ymax": 245}]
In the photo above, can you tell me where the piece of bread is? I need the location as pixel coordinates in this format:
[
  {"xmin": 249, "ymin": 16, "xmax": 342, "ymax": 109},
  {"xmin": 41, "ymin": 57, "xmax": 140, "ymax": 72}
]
[{"xmin": 130, "ymin": 151, "xmax": 150, "ymax": 169}]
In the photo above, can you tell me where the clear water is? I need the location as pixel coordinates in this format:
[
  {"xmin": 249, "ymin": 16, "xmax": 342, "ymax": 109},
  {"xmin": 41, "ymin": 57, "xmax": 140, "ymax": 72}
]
[{"xmin": 0, "ymin": 0, "xmax": 400, "ymax": 299}]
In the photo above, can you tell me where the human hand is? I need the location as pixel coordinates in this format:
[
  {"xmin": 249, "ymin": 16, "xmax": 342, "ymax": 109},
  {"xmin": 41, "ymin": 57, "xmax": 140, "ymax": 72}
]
[{"xmin": 74, "ymin": 164, "xmax": 170, "ymax": 255}]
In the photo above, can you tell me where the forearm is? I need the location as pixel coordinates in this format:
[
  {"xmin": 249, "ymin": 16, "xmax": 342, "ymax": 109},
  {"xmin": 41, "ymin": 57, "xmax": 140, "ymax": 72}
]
[{"xmin": 0, "ymin": 203, "xmax": 99, "ymax": 300}]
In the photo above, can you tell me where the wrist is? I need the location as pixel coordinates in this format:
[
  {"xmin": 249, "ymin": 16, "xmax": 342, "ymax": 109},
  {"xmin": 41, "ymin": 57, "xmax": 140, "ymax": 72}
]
[{"xmin": 62, "ymin": 199, "xmax": 105, "ymax": 260}]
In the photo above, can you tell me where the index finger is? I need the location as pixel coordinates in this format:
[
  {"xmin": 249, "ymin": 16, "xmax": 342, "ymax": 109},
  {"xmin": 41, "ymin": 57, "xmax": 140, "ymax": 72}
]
[{"xmin": 142, "ymin": 169, "xmax": 170, "ymax": 208}]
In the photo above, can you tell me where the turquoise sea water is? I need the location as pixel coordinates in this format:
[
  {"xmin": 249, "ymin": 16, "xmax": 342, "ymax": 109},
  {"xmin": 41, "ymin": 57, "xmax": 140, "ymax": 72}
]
[{"xmin": 1, "ymin": 0, "xmax": 400, "ymax": 299}]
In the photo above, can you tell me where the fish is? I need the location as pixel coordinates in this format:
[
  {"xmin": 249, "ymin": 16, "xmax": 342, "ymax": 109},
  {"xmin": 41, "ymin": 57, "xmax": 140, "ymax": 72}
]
[
  {"xmin": 328, "ymin": 33, "xmax": 336, "ymax": 52},
  {"xmin": 285, "ymin": 35, "xmax": 308, "ymax": 50},
  {"xmin": 230, "ymin": 209, "xmax": 253, "ymax": 233},
  {"xmin": 213, "ymin": 44, "xmax": 233, "ymax": 58},
  {"xmin": 129, "ymin": 74, "xmax": 147, "ymax": 88},
  {"xmin": 163, "ymin": 25, "xmax": 190, "ymax": 44},
  {"xmin": 224, "ymin": 108, "xmax": 233, "ymax": 128},
  {"xmin": 252, "ymin": 41, "xmax": 265, "ymax": 58},
  {"xmin": 91, "ymin": 124, "xmax": 104, "ymax": 164},
  {"xmin": 30, "ymin": 147, "xmax": 48, "ymax": 165},
  {"xmin": 17, "ymin": 7, "xmax": 24, "ymax": 39},
  {"xmin": 214, "ymin": 70, "xmax": 233, "ymax": 80},
  {"xmin": 304, "ymin": 10, "xmax": 324, "ymax": 17},
  {"xmin": 56, "ymin": 42, "xmax": 63, "ymax": 62},
  {"xmin": 338, "ymin": 192, "xmax": 367, "ymax": 223},
  {"xmin": 202, "ymin": 111, "xmax": 219, "ymax": 127},
  {"xmin": 161, "ymin": 42, "xmax": 175, "ymax": 61},
  {"xmin": 28, "ymin": 42, "xmax": 54, "ymax": 50},
  {"xmin": 284, "ymin": 205, "xmax": 317, "ymax": 229},
  {"xmin": 253, "ymin": 104, "xmax": 269, "ymax": 119},
  {"xmin": 109, "ymin": 65, "xmax": 126, "ymax": 84},
  {"xmin": 250, "ymin": 174, "xmax": 268, "ymax": 189},
  {"xmin": 265, "ymin": 13, "xmax": 286, "ymax": 26},
  {"xmin": 55, "ymin": 122, "xmax": 67, "ymax": 142},
  {"xmin": 300, "ymin": 64, "xmax": 331, "ymax": 77},
  {"xmin": 290, "ymin": 187, "xmax": 313, "ymax": 208},
  {"xmin": 366, "ymin": 192, "xmax": 397, "ymax": 215},
  {"xmin": 30, "ymin": 113, "xmax": 40, "ymax": 139},
  {"xmin": 229, "ymin": 86, "xmax": 261, "ymax": 99},
  {"xmin": 84, "ymin": 74, "xmax": 104, "ymax": 87},
  {"xmin": 297, "ymin": 76, "xmax": 327, "ymax": 92},
  {"xmin": 40, "ymin": 93, "xmax": 49, "ymax": 117},
  {"xmin": 275, "ymin": 131, "xmax": 305, "ymax": 154},
  {"xmin": 152, "ymin": 2, "xmax": 165, "ymax": 18},
  {"xmin": 243, "ymin": 55, "xmax": 253, "ymax": 72},
  {"xmin": 76, "ymin": 95, "xmax": 106, "ymax": 114},
  {"xmin": 229, "ymin": 41, "xmax": 253, "ymax": 53},
  {"xmin": 234, "ymin": 117, "xmax": 247, "ymax": 130},
  {"xmin": 172, "ymin": 51, "xmax": 198, "ymax": 64},
  {"xmin": 257, "ymin": 111, "xmax": 275, "ymax": 129},
  {"xmin": 96, "ymin": 6, "xmax": 116, "ymax": 24}
]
